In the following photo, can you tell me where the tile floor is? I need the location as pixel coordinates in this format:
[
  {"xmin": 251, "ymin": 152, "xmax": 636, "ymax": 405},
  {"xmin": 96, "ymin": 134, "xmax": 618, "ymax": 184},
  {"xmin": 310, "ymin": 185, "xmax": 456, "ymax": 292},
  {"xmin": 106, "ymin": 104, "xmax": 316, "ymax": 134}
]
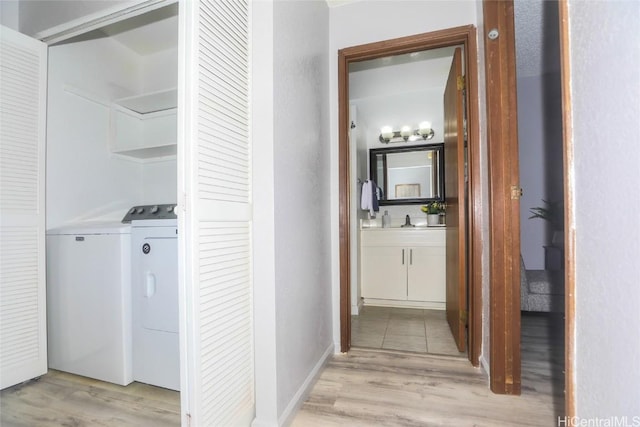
[{"xmin": 351, "ymin": 305, "xmax": 465, "ymax": 357}]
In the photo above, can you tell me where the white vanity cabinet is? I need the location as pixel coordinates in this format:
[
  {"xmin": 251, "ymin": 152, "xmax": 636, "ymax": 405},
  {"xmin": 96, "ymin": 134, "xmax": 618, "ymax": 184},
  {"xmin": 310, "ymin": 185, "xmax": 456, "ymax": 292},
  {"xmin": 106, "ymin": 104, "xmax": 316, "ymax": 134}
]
[{"xmin": 361, "ymin": 228, "xmax": 446, "ymax": 309}]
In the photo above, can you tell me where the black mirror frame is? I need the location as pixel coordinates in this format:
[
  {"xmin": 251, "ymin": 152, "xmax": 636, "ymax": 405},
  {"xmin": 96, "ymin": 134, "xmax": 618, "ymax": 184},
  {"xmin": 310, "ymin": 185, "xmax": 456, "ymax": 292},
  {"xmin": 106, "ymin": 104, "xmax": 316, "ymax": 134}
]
[{"xmin": 369, "ymin": 143, "xmax": 445, "ymax": 206}]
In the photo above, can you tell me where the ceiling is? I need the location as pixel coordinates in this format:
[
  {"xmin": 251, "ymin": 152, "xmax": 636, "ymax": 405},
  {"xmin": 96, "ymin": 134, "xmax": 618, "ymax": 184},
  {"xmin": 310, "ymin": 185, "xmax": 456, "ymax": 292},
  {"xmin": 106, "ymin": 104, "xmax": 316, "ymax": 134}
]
[
  {"xmin": 41, "ymin": 0, "xmax": 554, "ymax": 72},
  {"xmin": 99, "ymin": 4, "xmax": 178, "ymax": 55}
]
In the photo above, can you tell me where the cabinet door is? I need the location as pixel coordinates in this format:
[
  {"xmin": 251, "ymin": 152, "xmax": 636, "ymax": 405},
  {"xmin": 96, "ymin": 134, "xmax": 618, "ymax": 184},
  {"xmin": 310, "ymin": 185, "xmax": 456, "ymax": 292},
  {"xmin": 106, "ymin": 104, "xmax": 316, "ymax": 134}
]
[
  {"xmin": 407, "ymin": 247, "xmax": 446, "ymax": 302},
  {"xmin": 361, "ymin": 246, "xmax": 407, "ymax": 300}
]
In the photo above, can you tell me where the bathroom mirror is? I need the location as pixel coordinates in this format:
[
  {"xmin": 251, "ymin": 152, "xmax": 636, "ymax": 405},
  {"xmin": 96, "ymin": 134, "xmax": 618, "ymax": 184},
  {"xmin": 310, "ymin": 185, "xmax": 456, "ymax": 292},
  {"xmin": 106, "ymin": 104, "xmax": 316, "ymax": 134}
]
[{"xmin": 369, "ymin": 143, "xmax": 444, "ymax": 205}]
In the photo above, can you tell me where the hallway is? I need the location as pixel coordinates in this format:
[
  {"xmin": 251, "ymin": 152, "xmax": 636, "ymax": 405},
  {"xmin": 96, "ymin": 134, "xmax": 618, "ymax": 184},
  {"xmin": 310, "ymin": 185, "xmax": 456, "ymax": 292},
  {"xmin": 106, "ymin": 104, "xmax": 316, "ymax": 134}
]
[
  {"xmin": 293, "ymin": 313, "xmax": 564, "ymax": 426},
  {"xmin": 0, "ymin": 314, "xmax": 562, "ymax": 426}
]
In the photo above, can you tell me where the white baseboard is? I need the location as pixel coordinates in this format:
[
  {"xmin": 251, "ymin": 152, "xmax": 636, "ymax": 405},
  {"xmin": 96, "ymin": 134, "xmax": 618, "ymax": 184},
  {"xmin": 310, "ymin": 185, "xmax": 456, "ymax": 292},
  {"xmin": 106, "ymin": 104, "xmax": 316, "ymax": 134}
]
[
  {"xmin": 480, "ymin": 355, "xmax": 490, "ymax": 381},
  {"xmin": 278, "ymin": 342, "xmax": 334, "ymax": 426},
  {"xmin": 351, "ymin": 298, "xmax": 364, "ymax": 315}
]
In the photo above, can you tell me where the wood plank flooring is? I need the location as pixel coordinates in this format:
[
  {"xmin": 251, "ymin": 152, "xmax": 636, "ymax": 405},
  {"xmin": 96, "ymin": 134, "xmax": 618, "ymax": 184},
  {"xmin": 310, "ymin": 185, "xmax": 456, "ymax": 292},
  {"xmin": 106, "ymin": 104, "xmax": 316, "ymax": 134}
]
[
  {"xmin": 0, "ymin": 370, "xmax": 180, "ymax": 427},
  {"xmin": 1, "ymin": 313, "xmax": 562, "ymax": 426},
  {"xmin": 293, "ymin": 312, "xmax": 564, "ymax": 426}
]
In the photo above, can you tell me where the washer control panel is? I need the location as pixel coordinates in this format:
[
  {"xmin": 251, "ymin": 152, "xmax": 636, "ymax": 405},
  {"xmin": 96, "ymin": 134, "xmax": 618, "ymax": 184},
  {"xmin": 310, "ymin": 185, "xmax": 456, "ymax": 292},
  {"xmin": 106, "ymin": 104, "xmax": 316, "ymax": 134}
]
[{"xmin": 122, "ymin": 204, "xmax": 177, "ymax": 223}]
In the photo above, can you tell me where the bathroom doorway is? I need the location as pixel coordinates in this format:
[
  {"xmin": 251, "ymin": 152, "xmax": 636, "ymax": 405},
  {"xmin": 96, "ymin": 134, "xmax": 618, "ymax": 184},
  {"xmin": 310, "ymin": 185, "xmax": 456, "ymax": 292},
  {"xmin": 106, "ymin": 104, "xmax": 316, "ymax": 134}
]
[{"xmin": 338, "ymin": 25, "xmax": 483, "ymax": 366}]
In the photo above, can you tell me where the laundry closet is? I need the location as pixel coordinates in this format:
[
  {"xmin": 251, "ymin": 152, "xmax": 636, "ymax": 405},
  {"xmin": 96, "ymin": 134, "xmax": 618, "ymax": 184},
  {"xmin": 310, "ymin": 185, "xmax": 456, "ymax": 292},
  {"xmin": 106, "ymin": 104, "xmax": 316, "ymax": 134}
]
[{"xmin": 44, "ymin": 4, "xmax": 180, "ymax": 390}]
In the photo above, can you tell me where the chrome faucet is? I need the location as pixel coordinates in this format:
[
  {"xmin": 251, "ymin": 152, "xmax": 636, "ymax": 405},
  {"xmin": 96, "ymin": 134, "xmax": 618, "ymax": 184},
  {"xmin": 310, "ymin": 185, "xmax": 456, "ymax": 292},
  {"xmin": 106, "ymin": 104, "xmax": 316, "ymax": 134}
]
[{"xmin": 401, "ymin": 214, "xmax": 414, "ymax": 228}]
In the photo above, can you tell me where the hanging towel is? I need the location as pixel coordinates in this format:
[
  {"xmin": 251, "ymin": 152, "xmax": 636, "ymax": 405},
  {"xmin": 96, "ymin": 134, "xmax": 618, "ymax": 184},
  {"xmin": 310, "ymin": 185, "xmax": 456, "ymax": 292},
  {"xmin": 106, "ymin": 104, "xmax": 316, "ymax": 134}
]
[
  {"xmin": 361, "ymin": 180, "xmax": 379, "ymax": 217},
  {"xmin": 361, "ymin": 180, "xmax": 372, "ymax": 213},
  {"xmin": 370, "ymin": 180, "xmax": 379, "ymax": 214}
]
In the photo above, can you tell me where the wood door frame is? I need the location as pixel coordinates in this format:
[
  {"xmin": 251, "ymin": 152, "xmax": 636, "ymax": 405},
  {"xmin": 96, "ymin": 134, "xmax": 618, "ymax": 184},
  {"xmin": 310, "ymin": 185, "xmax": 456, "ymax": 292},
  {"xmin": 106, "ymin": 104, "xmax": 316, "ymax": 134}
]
[
  {"xmin": 559, "ymin": 0, "xmax": 576, "ymax": 416},
  {"xmin": 482, "ymin": 0, "xmax": 522, "ymax": 395},
  {"xmin": 338, "ymin": 25, "xmax": 483, "ymax": 367}
]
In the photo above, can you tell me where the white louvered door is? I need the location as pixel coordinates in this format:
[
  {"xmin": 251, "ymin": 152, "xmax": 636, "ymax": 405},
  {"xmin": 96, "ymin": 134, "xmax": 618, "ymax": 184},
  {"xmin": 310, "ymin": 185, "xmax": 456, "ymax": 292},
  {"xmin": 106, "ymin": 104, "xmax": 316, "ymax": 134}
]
[
  {"xmin": 178, "ymin": 0, "xmax": 254, "ymax": 425},
  {"xmin": 0, "ymin": 26, "xmax": 48, "ymax": 390}
]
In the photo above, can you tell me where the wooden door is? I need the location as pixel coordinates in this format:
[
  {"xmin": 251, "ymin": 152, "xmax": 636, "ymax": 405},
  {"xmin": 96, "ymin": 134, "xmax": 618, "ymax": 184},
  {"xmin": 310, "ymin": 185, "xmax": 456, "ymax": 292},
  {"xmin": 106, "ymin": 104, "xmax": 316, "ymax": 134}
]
[
  {"xmin": 444, "ymin": 47, "xmax": 467, "ymax": 352},
  {"xmin": 178, "ymin": 0, "xmax": 254, "ymax": 423},
  {"xmin": 0, "ymin": 25, "xmax": 48, "ymax": 389},
  {"xmin": 483, "ymin": 0, "xmax": 522, "ymax": 395}
]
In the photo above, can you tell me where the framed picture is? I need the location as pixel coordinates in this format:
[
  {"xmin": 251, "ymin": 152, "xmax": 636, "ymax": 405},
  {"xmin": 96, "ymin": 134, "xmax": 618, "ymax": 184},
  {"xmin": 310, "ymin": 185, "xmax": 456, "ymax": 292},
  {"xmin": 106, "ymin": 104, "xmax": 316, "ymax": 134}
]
[{"xmin": 395, "ymin": 183, "xmax": 420, "ymax": 198}]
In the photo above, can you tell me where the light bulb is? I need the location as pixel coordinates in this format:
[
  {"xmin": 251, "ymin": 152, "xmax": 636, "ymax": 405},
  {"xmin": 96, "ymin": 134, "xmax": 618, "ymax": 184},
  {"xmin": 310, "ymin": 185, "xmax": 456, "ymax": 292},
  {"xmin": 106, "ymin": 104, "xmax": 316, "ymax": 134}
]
[
  {"xmin": 419, "ymin": 121, "xmax": 432, "ymax": 133},
  {"xmin": 419, "ymin": 121, "xmax": 433, "ymax": 139},
  {"xmin": 400, "ymin": 126, "xmax": 412, "ymax": 140},
  {"xmin": 380, "ymin": 126, "xmax": 394, "ymax": 141}
]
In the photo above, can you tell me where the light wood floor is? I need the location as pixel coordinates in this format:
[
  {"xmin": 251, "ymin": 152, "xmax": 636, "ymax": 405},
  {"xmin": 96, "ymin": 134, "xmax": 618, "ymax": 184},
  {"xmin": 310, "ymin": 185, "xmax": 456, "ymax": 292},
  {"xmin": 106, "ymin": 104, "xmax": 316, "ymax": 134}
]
[
  {"xmin": 1, "ymin": 313, "xmax": 562, "ymax": 426},
  {"xmin": 0, "ymin": 370, "xmax": 180, "ymax": 427},
  {"xmin": 293, "ymin": 312, "xmax": 564, "ymax": 426}
]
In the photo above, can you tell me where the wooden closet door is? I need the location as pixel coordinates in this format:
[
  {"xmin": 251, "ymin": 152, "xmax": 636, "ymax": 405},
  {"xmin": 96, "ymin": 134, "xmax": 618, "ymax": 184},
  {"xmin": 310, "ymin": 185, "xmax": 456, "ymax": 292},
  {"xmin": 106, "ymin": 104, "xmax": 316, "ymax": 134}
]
[{"xmin": 0, "ymin": 25, "xmax": 48, "ymax": 390}]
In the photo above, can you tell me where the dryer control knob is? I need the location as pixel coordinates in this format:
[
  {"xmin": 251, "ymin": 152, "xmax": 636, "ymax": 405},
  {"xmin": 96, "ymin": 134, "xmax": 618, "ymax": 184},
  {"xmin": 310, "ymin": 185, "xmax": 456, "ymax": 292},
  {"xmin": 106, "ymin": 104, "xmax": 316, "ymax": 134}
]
[
  {"xmin": 136, "ymin": 207, "xmax": 145, "ymax": 214},
  {"xmin": 166, "ymin": 205, "xmax": 174, "ymax": 213},
  {"xmin": 129, "ymin": 207, "xmax": 136, "ymax": 214},
  {"xmin": 151, "ymin": 205, "xmax": 159, "ymax": 214}
]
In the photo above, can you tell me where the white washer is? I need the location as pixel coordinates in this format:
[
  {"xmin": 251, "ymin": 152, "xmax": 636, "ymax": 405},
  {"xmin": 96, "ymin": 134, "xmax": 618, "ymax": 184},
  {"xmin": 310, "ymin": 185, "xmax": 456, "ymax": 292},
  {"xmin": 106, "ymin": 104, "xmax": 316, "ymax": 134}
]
[
  {"xmin": 131, "ymin": 217, "xmax": 179, "ymax": 391},
  {"xmin": 46, "ymin": 222, "xmax": 132, "ymax": 386}
]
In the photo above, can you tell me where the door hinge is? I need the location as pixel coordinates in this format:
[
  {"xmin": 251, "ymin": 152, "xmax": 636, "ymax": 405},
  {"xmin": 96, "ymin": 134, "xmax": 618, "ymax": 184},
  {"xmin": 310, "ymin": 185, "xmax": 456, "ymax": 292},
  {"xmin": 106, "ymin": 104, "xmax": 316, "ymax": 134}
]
[
  {"xmin": 457, "ymin": 75, "xmax": 465, "ymax": 90},
  {"xmin": 460, "ymin": 309, "xmax": 468, "ymax": 325},
  {"xmin": 510, "ymin": 185, "xmax": 523, "ymax": 200}
]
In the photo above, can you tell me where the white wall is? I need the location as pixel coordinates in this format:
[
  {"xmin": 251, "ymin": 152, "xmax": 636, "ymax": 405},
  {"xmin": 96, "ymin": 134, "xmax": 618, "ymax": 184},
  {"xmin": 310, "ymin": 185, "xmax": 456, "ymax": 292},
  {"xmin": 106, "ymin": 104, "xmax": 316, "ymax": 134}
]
[
  {"xmin": 517, "ymin": 72, "xmax": 563, "ymax": 269},
  {"xmin": 252, "ymin": 1, "xmax": 332, "ymax": 425},
  {"xmin": 142, "ymin": 47, "xmax": 178, "ymax": 92},
  {"xmin": 46, "ymin": 36, "xmax": 143, "ymax": 228},
  {"xmin": 1, "ymin": 1, "xmax": 20, "ymax": 30},
  {"xmin": 141, "ymin": 47, "xmax": 179, "ymax": 205},
  {"xmin": 273, "ymin": 1, "xmax": 332, "ymax": 421},
  {"xmin": 349, "ymin": 53, "xmax": 453, "ymax": 147},
  {"xmin": 568, "ymin": 0, "xmax": 640, "ymax": 418},
  {"xmin": 515, "ymin": 0, "xmax": 563, "ymax": 271},
  {"xmin": 329, "ymin": 0, "xmax": 483, "ymax": 351},
  {"xmin": 46, "ymin": 31, "xmax": 178, "ymax": 227},
  {"xmin": 350, "ymin": 106, "xmax": 372, "ymax": 313}
]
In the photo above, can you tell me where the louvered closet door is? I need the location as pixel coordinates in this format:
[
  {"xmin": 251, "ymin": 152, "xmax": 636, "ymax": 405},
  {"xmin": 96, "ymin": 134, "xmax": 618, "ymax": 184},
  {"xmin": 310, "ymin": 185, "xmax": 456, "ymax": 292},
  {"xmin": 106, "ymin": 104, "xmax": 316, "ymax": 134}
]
[
  {"xmin": 0, "ymin": 26, "xmax": 48, "ymax": 390},
  {"xmin": 178, "ymin": 0, "xmax": 254, "ymax": 425}
]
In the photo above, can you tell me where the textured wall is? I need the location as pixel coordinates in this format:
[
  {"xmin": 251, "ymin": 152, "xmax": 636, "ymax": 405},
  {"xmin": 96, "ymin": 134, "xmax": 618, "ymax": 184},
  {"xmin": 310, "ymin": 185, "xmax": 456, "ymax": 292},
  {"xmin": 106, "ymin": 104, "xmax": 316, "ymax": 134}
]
[
  {"xmin": 517, "ymin": 73, "xmax": 563, "ymax": 269},
  {"xmin": 273, "ymin": 0, "xmax": 332, "ymax": 422},
  {"xmin": 569, "ymin": 0, "xmax": 640, "ymax": 417}
]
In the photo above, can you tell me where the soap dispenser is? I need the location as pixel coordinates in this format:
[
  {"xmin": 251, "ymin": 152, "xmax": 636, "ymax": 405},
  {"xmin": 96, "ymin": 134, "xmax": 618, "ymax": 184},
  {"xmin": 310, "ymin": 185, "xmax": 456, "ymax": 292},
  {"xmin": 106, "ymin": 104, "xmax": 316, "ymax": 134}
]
[{"xmin": 382, "ymin": 210, "xmax": 391, "ymax": 228}]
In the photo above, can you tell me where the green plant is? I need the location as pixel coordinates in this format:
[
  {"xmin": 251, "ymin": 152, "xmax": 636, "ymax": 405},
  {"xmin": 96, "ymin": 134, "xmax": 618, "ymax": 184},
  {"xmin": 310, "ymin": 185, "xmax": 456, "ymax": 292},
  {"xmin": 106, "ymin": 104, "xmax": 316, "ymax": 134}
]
[
  {"xmin": 529, "ymin": 199, "xmax": 563, "ymax": 230},
  {"xmin": 421, "ymin": 201, "xmax": 445, "ymax": 215}
]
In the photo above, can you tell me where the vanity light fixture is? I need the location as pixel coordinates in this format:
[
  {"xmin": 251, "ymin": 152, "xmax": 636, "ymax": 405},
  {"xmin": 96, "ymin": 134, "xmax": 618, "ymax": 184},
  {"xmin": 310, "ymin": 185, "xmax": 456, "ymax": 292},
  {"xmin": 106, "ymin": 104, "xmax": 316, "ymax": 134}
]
[
  {"xmin": 379, "ymin": 122, "xmax": 435, "ymax": 144},
  {"xmin": 380, "ymin": 126, "xmax": 394, "ymax": 142}
]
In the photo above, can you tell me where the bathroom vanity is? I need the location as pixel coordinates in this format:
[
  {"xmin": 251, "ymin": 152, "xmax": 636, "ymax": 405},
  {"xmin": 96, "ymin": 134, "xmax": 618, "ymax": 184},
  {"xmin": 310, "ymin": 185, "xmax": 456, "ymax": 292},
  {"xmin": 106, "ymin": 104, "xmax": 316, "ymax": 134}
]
[{"xmin": 360, "ymin": 227, "xmax": 445, "ymax": 309}]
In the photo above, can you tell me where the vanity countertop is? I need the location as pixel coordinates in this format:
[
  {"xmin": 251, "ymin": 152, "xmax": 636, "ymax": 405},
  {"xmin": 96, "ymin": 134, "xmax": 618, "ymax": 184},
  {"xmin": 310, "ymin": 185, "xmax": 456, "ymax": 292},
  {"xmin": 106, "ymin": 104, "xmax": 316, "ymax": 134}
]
[
  {"xmin": 360, "ymin": 225, "xmax": 445, "ymax": 246},
  {"xmin": 361, "ymin": 225, "xmax": 446, "ymax": 230}
]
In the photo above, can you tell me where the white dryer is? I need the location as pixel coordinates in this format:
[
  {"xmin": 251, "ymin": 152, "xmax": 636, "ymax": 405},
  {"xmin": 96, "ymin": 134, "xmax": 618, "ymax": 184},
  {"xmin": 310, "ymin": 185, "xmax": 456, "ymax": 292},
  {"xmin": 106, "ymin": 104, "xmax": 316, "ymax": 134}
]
[
  {"xmin": 46, "ymin": 222, "xmax": 132, "ymax": 386},
  {"xmin": 126, "ymin": 204, "xmax": 179, "ymax": 391}
]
